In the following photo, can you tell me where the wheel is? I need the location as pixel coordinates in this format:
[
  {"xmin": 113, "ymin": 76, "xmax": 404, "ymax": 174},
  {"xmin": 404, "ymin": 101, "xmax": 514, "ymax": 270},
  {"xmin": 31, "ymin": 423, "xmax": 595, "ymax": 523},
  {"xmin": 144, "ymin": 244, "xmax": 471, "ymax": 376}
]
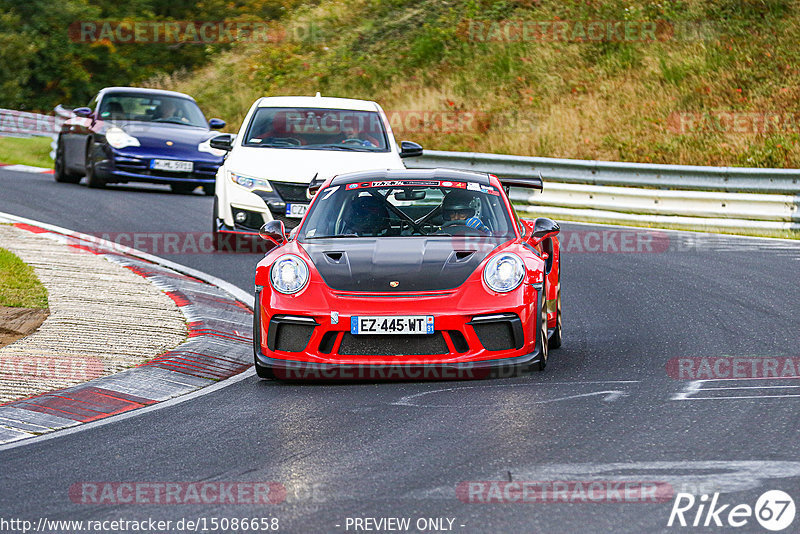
[
  {"xmin": 549, "ymin": 288, "xmax": 562, "ymax": 349},
  {"xmin": 85, "ymin": 142, "xmax": 105, "ymax": 188},
  {"xmin": 202, "ymin": 184, "xmax": 215, "ymax": 196},
  {"xmin": 170, "ymin": 183, "xmax": 196, "ymax": 194},
  {"xmin": 533, "ymin": 283, "xmax": 549, "ymax": 372},
  {"xmin": 54, "ymin": 137, "xmax": 80, "ymax": 183}
]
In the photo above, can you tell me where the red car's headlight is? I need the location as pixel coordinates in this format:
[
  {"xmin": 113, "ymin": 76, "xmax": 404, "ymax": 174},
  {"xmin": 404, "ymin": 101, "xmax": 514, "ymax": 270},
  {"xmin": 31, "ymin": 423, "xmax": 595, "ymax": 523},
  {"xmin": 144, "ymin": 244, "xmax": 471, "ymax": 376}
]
[
  {"xmin": 483, "ymin": 253, "xmax": 525, "ymax": 292},
  {"xmin": 270, "ymin": 254, "xmax": 309, "ymax": 294}
]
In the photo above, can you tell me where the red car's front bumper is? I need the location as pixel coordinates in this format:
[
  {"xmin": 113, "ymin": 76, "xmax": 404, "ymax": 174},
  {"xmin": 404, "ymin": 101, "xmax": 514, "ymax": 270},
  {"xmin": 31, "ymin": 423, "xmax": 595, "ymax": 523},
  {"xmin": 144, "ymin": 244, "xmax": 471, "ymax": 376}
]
[{"xmin": 253, "ymin": 280, "xmax": 546, "ymax": 380}]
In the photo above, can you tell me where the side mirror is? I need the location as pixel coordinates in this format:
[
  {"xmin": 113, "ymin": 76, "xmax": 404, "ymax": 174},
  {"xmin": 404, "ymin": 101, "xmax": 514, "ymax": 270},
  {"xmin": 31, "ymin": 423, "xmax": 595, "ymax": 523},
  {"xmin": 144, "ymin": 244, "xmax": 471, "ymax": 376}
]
[
  {"xmin": 209, "ymin": 133, "xmax": 234, "ymax": 152},
  {"xmin": 531, "ymin": 217, "xmax": 560, "ymax": 241},
  {"xmin": 399, "ymin": 140, "xmax": 423, "ymax": 158},
  {"xmin": 74, "ymin": 107, "xmax": 93, "ymax": 118},
  {"xmin": 208, "ymin": 118, "xmax": 226, "ymax": 130},
  {"xmin": 306, "ymin": 174, "xmax": 325, "ymax": 198},
  {"xmin": 259, "ymin": 220, "xmax": 286, "ymax": 246}
]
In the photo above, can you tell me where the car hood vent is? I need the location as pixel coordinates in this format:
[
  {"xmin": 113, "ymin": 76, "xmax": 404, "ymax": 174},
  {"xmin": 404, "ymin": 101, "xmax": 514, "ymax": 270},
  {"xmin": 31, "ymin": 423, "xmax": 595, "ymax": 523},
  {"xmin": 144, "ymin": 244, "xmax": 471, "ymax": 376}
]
[{"xmin": 301, "ymin": 238, "xmax": 503, "ymax": 292}]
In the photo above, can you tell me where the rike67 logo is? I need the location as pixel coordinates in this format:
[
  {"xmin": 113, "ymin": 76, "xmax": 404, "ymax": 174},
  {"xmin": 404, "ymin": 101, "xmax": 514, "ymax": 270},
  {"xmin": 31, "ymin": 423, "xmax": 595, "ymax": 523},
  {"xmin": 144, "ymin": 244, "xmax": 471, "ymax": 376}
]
[{"xmin": 668, "ymin": 490, "xmax": 795, "ymax": 531}]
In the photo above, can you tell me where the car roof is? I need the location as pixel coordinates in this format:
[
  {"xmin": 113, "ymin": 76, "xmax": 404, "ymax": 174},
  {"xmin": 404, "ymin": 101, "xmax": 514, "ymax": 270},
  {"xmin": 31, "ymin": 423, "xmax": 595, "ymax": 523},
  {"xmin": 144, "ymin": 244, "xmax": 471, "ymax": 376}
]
[
  {"xmin": 255, "ymin": 95, "xmax": 379, "ymax": 112},
  {"xmin": 330, "ymin": 168, "xmax": 492, "ymax": 186},
  {"xmin": 98, "ymin": 87, "xmax": 196, "ymax": 101}
]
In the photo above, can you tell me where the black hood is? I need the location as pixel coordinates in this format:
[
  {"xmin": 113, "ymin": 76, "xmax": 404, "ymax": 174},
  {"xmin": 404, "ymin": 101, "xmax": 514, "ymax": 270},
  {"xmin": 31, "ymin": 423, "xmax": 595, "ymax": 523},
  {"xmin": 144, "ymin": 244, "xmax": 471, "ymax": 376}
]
[{"xmin": 301, "ymin": 238, "xmax": 502, "ymax": 292}]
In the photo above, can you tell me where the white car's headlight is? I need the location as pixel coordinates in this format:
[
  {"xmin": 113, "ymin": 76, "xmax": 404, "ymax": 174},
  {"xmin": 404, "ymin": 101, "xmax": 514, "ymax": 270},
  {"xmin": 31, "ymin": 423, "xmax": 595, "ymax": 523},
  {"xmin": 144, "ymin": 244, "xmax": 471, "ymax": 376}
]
[
  {"xmin": 270, "ymin": 254, "xmax": 309, "ymax": 294},
  {"xmin": 106, "ymin": 127, "xmax": 140, "ymax": 149},
  {"xmin": 228, "ymin": 170, "xmax": 272, "ymax": 191},
  {"xmin": 483, "ymin": 253, "xmax": 525, "ymax": 292},
  {"xmin": 198, "ymin": 138, "xmax": 226, "ymax": 157}
]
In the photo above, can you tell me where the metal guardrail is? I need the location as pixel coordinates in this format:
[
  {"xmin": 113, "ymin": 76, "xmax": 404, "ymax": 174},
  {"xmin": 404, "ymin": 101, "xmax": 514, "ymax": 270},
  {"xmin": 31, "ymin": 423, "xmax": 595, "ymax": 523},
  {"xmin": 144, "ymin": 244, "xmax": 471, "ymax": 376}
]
[
  {"xmin": 0, "ymin": 109, "xmax": 797, "ymax": 231},
  {"xmin": 407, "ymin": 150, "xmax": 800, "ymax": 232}
]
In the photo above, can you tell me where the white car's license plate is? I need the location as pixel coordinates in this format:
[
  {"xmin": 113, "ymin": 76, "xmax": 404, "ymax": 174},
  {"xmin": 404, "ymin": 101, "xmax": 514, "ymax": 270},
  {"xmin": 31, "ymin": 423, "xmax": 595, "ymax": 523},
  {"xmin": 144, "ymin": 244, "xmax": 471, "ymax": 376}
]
[
  {"xmin": 351, "ymin": 315, "xmax": 434, "ymax": 335},
  {"xmin": 151, "ymin": 159, "xmax": 193, "ymax": 172},
  {"xmin": 285, "ymin": 203, "xmax": 308, "ymax": 218}
]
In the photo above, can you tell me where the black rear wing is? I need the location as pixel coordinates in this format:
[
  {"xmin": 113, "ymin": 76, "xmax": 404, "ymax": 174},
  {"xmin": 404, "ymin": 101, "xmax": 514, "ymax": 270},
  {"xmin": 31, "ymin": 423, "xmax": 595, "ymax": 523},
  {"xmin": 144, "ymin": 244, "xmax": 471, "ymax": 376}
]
[{"xmin": 496, "ymin": 173, "xmax": 543, "ymax": 191}]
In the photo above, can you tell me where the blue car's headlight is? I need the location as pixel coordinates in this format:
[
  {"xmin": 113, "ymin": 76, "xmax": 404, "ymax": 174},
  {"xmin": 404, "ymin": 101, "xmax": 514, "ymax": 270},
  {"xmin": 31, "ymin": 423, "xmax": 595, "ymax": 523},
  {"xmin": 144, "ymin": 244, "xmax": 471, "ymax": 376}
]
[
  {"xmin": 270, "ymin": 254, "xmax": 309, "ymax": 294},
  {"xmin": 228, "ymin": 170, "xmax": 272, "ymax": 191},
  {"xmin": 106, "ymin": 127, "xmax": 140, "ymax": 149},
  {"xmin": 483, "ymin": 252, "xmax": 525, "ymax": 292}
]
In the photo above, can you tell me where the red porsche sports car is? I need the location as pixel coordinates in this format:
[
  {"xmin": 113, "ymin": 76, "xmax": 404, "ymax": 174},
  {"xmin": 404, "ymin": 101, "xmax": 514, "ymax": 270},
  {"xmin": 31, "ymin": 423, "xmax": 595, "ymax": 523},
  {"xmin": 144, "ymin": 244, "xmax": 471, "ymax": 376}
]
[{"xmin": 253, "ymin": 168, "xmax": 562, "ymax": 380}]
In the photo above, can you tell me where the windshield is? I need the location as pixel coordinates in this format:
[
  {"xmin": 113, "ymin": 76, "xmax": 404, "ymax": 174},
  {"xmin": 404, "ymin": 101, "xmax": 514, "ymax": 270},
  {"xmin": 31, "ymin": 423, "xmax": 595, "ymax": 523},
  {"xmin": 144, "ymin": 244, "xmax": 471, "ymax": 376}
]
[
  {"xmin": 298, "ymin": 179, "xmax": 516, "ymax": 240},
  {"xmin": 98, "ymin": 93, "xmax": 208, "ymax": 128},
  {"xmin": 243, "ymin": 107, "xmax": 390, "ymax": 151}
]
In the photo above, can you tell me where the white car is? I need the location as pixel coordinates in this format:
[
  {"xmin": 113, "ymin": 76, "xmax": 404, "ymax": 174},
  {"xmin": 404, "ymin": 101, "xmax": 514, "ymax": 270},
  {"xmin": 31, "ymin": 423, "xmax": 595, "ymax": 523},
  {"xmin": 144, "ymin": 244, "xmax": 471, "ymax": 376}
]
[{"xmin": 209, "ymin": 94, "xmax": 423, "ymax": 249}]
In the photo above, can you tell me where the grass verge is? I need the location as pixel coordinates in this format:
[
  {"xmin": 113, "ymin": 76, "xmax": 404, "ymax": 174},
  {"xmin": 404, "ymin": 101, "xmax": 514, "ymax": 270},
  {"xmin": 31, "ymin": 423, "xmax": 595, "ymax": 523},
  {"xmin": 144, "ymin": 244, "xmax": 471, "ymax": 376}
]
[
  {"xmin": 150, "ymin": 0, "xmax": 800, "ymax": 168},
  {"xmin": 0, "ymin": 136, "xmax": 53, "ymax": 168},
  {"xmin": 0, "ymin": 247, "xmax": 48, "ymax": 308}
]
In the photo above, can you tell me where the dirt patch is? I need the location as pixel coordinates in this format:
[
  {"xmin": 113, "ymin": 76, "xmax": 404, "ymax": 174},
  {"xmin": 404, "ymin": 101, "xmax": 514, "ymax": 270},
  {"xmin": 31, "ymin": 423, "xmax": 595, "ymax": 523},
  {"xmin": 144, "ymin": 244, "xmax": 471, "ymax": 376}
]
[{"xmin": 0, "ymin": 307, "xmax": 49, "ymax": 348}]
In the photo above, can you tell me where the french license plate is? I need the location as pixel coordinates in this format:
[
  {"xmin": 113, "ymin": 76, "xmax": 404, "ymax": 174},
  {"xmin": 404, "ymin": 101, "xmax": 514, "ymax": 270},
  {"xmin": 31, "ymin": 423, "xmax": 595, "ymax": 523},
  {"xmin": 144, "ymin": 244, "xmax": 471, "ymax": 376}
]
[
  {"xmin": 285, "ymin": 203, "xmax": 308, "ymax": 218},
  {"xmin": 151, "ymin": 159, "xmax": 193, "ymax": 172},
  {"xmin": 351, "ymin": 315, "xmax": 434, "ymax": 335}
]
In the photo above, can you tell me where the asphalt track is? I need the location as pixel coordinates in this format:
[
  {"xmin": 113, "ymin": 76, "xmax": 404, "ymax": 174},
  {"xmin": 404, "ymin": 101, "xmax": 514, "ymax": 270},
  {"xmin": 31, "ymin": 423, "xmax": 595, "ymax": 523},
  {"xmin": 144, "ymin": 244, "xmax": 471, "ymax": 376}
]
[{"xmin": 1, "ymin": 169, "xmax": 800, "ymax": 533}]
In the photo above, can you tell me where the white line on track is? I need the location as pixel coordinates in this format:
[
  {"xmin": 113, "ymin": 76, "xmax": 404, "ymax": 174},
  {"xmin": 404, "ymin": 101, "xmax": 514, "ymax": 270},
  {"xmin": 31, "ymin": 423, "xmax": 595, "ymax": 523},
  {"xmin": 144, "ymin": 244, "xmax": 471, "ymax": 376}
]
[
  {"xmin": 673, "ymin": 378, "xmax": 800, "ymax": 401},
  {"xmin": 392, "ymin": 380, "xmax": 638, "ymax": 407}
]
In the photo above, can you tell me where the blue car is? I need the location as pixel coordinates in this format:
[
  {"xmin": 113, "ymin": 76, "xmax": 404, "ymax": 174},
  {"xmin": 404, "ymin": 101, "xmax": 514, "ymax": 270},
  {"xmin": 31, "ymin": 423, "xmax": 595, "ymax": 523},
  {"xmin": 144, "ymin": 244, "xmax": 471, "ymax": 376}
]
[{"xmin": 54, "ymin": 87, "xmax": 226, "ymax": 194}]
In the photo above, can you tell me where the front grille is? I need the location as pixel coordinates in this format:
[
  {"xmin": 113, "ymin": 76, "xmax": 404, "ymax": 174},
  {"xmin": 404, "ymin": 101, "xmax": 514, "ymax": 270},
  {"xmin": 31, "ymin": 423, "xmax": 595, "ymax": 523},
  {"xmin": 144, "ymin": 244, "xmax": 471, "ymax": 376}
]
[
  {"xmin": 472, "ymin": 322, "xmax": 516, "ymax": 351},
  {"xmin": 318, "ymin": 331, "xmax": 338, "ymax": 354},
  {"xmin": 447, "ymin": 330, "xmax": 470, "ymax": 353},
  {"xmin": 268, "ymin": 207, "xmax": 301, "ymax": 229},
  {"xmin": 267, "ymin": 320, "xmax": 315, "ymax": 352},
  {"xmin": 338, "ymin": 333, "xmax": 448, "ymax": 356},
  {"xmin": 271, "ymin": 181, "xmax": 308, "ymax": 202}
]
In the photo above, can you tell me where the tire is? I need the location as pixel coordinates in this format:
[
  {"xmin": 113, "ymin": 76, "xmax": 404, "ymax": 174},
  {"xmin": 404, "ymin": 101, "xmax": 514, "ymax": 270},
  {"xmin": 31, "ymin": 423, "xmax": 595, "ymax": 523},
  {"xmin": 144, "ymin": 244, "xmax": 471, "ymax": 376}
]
[
  {"xmin": 85, "ymin": 142, "xmax": 105, "ymax": 189},
  {"xmin": 548, "ymin": 288, "xmax": 563, "ymax": 350},
  {"xmin": 549, "ymin": 265, "xmax": 563, "ymax": 349},
  {"xmin": 170, "ymin": 183, "xmax": 196, "ymax": 194},
  {"xmin": 54, "ymin": 138, "xmax": 81, "ymax": 184},
  {"xmin": 212, "ymin": 196, "xmax": 224, "ymax": 251},
  {"xmin": 202, "ymin": 184, "xmax": 215, "ymax": 196},
  {"xmin": 533, "ymin": 284, "xmax": 549, "ymax": 372}
]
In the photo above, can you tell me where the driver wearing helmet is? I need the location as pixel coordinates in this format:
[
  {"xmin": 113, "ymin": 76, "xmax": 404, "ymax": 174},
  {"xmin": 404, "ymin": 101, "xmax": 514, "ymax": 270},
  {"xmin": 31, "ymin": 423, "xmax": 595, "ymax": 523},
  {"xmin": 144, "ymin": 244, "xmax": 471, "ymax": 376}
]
[
  {"xmin": 343, "ymin": 195, "xmax": 391, "ymax": 236},
  {"xmin": 441, "ymin": 190, "xmax": 491, "ymax": 234}
]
